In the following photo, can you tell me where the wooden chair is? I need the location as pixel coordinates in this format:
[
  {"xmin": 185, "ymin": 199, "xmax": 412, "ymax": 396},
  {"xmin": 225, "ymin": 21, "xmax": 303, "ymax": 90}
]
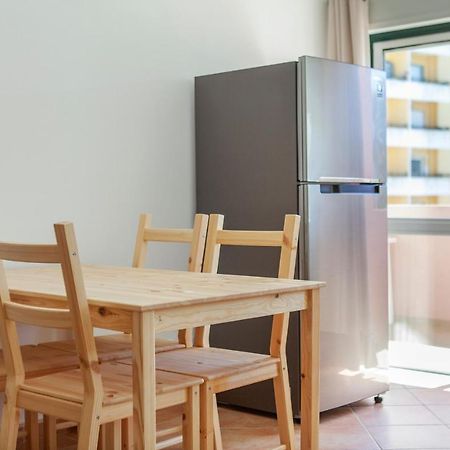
[
  {"xmin": 132, "ymin": 213, "xmax": 209, "ymax": 348},
  {"xmin": 0, "ymin": 222, "xmax": 203, "ymax": 450},
  {"xmin": 0, "ymin": 345, "xmax": 81, "ymax": 450},
  {"xmin": 40, "ymin": 213, "xmax": 209, "ymax": 448},
  {"xmin": 152, "ymin": 213, "xmax": 301, "ymax": 450},
  {"xmin": 40, "ymin": 213, "xmax": 209, "ymax": 358}
]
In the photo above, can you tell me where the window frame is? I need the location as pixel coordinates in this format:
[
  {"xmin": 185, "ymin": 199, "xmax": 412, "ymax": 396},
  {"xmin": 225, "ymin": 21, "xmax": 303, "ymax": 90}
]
[{"xmin": 371, "ymin": 23, "xmax": 450, "ymax": 234}]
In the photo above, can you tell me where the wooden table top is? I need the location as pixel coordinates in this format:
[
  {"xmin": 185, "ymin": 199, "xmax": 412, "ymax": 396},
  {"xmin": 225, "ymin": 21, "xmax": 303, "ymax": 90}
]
[{"xmin": 6, "ymin": 265, "xmax": 324, "ymax": 312}]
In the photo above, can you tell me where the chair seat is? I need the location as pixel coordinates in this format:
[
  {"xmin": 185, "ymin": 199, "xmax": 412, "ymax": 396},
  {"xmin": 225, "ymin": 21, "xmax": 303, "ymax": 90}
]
[
  {"xmin": 21, "ymin": 361, "xmax": 203, "ymax": 406},
  {"xmin": 38, "ymin": 333, "xmax": 185, "ymax": 362},
  {"xmin": 150, "ymin": 347, "xmax": 277, "ymax": 381},
  {"xmin": 0, "ymin": 345, "xmax": 80, "ymax": 391}
]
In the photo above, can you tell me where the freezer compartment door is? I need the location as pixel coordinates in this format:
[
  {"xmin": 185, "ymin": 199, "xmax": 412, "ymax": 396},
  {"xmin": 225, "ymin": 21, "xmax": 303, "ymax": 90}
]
[
  {"xmin": 300, "ymin": 183, "xmax": 389, "ymax": 411},
  {"xmin": 298, "ymin": 56, "xmax": 386, "ymax": 183}
]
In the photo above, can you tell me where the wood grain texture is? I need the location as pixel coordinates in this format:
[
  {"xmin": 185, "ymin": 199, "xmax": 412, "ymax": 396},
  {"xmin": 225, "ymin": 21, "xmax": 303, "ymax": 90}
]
[
  {"xmin": 2, "ymin": 220, "xmax": 321, "ymax": 450},
  {"xmin": 6, "ymin": 265, "xmax": 322, "ymax": 312},
  {"xmin": 0, "ymin": 243, "xmax": 60, "ymax": 264},
  {"xmin": 38, "ymin": 334, "xmax": 184, "ymax": 363},
  {"xmin": 300, "ymin": 288, "xmax": 320, "ymax": 450},
  {"xmin": 132, "ymin": 213, "xmax": 208, "ymax": 273},
  {"xmin": 160, "ymin": 214, "xmax": 303, "ymax": 450},
  {"xmin": 0, "ymin": 224, "xmax": 205, "ymax": 450},
  {"xmin": 132, "ymin": 311, "xmax": 156, "ymax": 450},
  {"xmin": 131, "ymin": 212, "xmax": 208, "ymax": 348},
  {"xmin": 4, "ymin": 302, "xmax": 72, "ymax": 329},
  {"xmin": 154, "ymin": 292, "xmax": 305, "ymax": 333}
]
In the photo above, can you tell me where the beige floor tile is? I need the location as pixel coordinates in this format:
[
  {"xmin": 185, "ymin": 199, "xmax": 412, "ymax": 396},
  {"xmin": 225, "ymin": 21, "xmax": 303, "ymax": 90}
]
[
  {"xmin": 218, "ymin": 407, "xmax": 280, "ymax": 429},
  {"xmin": 352, "ymin": 405, "xmax": 441, "ymax": 426},
  {"xmin": 319, "ymin": 406, "xmax": 381, "ymax": 449},
  {"xmin": 19, "ymin": 375, "xmax": 450, "ymax": 450},
  {"xmin": 320, "ymin": 406, "xmax": 360, "ymax": 428},
  {"xmin": 368, "ymin": 424, "xmax": 450, "ymax": 449},
  {"xmin": 221, "ymin": 427, "xmax": 290, "ymax": 449},
  {"xmin": 409, "ymin": 387, "xmax": 450, "ymax": 405},
  {"xmin": 351, "ymin": 389, "xmax": 421, "ymax": 407},
  {"xmin": 427, "ymin": 404, "xmax": 450, "ymax": 424},
  {"xmin": 319, "ymin": 427, "xmax": 380, "ymax": 450}
]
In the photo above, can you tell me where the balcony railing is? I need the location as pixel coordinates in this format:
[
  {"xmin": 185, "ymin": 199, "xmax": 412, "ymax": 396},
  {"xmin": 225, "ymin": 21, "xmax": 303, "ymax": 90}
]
[
  {"xmin": 388, "ymin": 175, "xmax": 450, "ymax": 196},
  {"xmin": 387, "ymin": 126, "xmax": 450, "ymax": 150},
  {"xmin": 387, "ymin": 78, "xmax": 450, "ymax": 102}
]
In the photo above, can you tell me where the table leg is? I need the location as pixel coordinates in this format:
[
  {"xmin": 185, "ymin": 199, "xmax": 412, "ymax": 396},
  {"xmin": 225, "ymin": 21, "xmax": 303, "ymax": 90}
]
[
  {"xmin": 300, "ymin": 288, "xmax": 320, "ymax": 450},
  {"xmin": 132, "ymin": 311, "xmax": 156, "ymax": 450}
]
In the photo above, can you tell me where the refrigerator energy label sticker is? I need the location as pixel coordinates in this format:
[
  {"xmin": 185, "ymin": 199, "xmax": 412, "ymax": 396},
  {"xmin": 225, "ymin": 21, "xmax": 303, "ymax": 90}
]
[{"xmin": 376, "ymin": 81, "xmax": 384, "ymax": 97}]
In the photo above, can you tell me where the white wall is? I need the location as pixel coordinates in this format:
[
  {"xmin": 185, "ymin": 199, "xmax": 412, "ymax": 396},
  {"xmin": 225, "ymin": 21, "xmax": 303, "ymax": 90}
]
[
  {"xmin": 0, "ymin": 1, "xmax": 327, "ymax": 342},
  {"xmin": 0, "ymin": 0, "xmax": 327, "ymax": 267},
  {"xmin": 370, "ymin": 0, "xmax": 450, "ymax": 29}
]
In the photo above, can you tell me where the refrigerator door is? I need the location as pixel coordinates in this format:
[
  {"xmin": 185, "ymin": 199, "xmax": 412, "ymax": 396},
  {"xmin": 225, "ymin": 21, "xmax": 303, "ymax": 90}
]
[
  {"xmin": 298, "ymin": 56, "xmax": 386, "ymax": 183},
  {"xmin": 299, "ymin": 182, "xmax": 389, "ymax": 411}
]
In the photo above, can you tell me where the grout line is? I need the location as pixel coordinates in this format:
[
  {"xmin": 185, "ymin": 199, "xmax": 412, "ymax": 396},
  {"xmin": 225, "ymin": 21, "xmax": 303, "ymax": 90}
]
[
  {"xmin": 349, "ymin": 404, "xmax": 383, "ymax": 450},
  {"xmin": 405, "ymin": 386, "xmax": 428, "ymax": 405},
  {"xmin": 422, "ymin": 402, "xmax": 448, "ymax": 426}
]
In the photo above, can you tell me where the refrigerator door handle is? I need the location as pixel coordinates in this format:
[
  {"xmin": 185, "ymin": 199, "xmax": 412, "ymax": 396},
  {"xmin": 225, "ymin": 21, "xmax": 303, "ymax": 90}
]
[
  {"xmin": 317, "ymin": 177, "xmax": 382, "ymax": 185},
  {"xmin": 319, "ymin": 183, "xmax": 381, "ymax": 194}
]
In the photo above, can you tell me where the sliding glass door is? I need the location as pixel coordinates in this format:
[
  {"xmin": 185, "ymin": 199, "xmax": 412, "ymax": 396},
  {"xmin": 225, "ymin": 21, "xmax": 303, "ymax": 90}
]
[{"xmin": 372, "ymin": 25, "xmax": 450, "ymax": 374}]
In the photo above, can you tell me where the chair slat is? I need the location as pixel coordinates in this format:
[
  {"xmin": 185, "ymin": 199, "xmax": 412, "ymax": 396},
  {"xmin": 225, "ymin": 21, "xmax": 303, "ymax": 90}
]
[
  {"xmin": 216, "ymin": 230, "xmax": 284, "ymax": 247},
  {"xmin": 143, "ymin": 228, "xmax": 194, "ymax": 243},
  {"xmin": 4, "ymin": 303, "xmax": 72, "ymax": 329},
  {"xmin": 132, "ymin": 213, "xmax": 209, "ymax": 349},
  {"xmin": 0, "ymin": 243, "xmax": 61, "ymax": 264},
  {"xmin": 190, "ymin": 213, "xmax": 301, "ymax": 449}
]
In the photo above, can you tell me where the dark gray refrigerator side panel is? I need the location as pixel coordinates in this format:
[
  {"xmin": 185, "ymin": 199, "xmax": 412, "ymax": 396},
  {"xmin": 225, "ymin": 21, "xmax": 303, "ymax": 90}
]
[{"xmin": 195, "ymin": 63, "xmax": 301, "ymax": 414}]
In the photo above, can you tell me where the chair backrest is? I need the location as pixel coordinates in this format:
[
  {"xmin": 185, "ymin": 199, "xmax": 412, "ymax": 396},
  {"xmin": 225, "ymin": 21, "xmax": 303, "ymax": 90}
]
[
  {"xmin": 196, "ymin": 214, "xmax": 301, "ymax": 350},
  {"xmin": 132, "ymin": 213, "xmax": 209, "ymax": 272},
  {"xmin": 132, "ymin": 213, "xmax": 209, "ymax": 347},
  {"xmin": 0, "ymin": 223, "xmax": 102, "ymax": 399}
]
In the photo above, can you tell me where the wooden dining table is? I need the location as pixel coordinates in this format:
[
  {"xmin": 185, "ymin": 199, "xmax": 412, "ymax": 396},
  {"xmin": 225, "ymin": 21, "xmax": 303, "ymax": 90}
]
[{"xmin": 6, "ymin": 264, "xmax": 324, "ymax": 450}]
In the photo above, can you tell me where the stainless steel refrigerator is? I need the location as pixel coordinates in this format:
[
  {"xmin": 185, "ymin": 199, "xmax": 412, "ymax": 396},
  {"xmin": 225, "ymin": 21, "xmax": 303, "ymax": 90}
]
[{"xmin": 195, "ymin": 56, "xmax": 389, "ymax": 415}]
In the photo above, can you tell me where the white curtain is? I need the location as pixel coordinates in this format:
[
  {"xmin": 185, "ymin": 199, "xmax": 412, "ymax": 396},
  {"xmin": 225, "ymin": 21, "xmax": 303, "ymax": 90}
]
[{"xmin": 327, "ymin": 0, "xmax": 369, "ymax": 66}]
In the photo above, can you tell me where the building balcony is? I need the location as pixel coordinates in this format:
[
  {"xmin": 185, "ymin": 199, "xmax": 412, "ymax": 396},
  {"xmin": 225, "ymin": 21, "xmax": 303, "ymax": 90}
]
[
  {"xmin": 388, "ymin": 175, "xmax": 450, "ymax": 197},
  {"xmin": 387, "ymin": 78, "xmax": 450, "ymax": 103},
  {"xmin": 387, "ymin": 126, "xmax": 450, "ymax": 150}
]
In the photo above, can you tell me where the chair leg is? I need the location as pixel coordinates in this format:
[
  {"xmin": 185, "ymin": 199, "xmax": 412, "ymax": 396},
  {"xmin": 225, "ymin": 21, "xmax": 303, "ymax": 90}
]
[
  {"xmin": 273, "ymin": 363, "xmax": 295, "ymax": 450},
  {"xmin": 212, "ymin": 395, "xmax": 223, "ymax": 450},
  {"xmin": 121, "ymin": 418, "xmax": 133, "ymax": 450},
  {"xmin": 183, "ymin": 386, "xmax": 200, "ymax": 450},
  {"xmin": 77, "ymin": 406, "xmax": 101, "ymax": 450},
  {"xmin": 103, "ymin": 421, "xmax": 121, "ymax": 450},
  {"xmin": 0, "ymin": 394, "xmax": 21, "ymax": 450},
  {"xmin": 97, "ymin": 425, "xmax": 105, "ymax": 450},
  {"xmin": 43, "ymin": 416, "xmax": 57, "ymax": 450},
  {"xmin": 200, "ymin": 384, "xmax": 215, "ymax": 450},
  {"xmin": 25, "ymin": 411, "xmax": 39, "ymax": 450}
]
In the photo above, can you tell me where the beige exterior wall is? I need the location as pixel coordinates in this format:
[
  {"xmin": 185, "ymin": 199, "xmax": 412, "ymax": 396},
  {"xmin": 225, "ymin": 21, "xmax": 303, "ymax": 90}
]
[
  {"xmin": 387, "ymin": 98, "xmax": 408, "ymax": 126},
  {"xmin": 437, "ymin": 151, "xmax": 450, "ymax": 175},
  {"xmin": 388, "ymin": 147, "xmax": 408, "ymax": 175},
  {"xmin": 385, "ymin": 51, "xmax": 409, "ymax": 78}
]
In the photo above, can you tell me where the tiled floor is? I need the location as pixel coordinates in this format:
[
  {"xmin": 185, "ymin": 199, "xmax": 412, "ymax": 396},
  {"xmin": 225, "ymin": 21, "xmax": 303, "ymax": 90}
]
[{"xmin": 17, "ymin": 368, "xmax": 450, "ymax": 449}]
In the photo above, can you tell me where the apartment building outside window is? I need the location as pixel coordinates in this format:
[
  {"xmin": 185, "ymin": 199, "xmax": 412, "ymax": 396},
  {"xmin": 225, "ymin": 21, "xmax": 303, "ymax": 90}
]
[
  {"xmin": 386, "ymin": 45, "xmax": 450, "ymax": 208},
  {"xmin": 372, "ymin": 24, "xmax": 450, "ymax": 375}
]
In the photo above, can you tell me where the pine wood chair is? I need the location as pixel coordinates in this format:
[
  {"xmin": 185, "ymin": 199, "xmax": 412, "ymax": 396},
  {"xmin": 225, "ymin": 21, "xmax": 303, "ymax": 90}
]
[
  {"xmin": 132, "ymin": 213, "xmax": 301, "ymax": 450},
  {"xmin": 40, "ymin": 213, "xmax": 209, "ymax": 358},
  {"xmin": 0, "ymin": 222, "xmax": 203, "ymax": 450},
  {"xmin": 132, "ymin": 212, "xmax": 209, "ymax": 348},
  {"xmin": 0, "ymin": 345, "xmax": 81, "ymax": 450},
  {"xmin": 38, "ymin": 213, "xmax": 208, "ymax": 449}
]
